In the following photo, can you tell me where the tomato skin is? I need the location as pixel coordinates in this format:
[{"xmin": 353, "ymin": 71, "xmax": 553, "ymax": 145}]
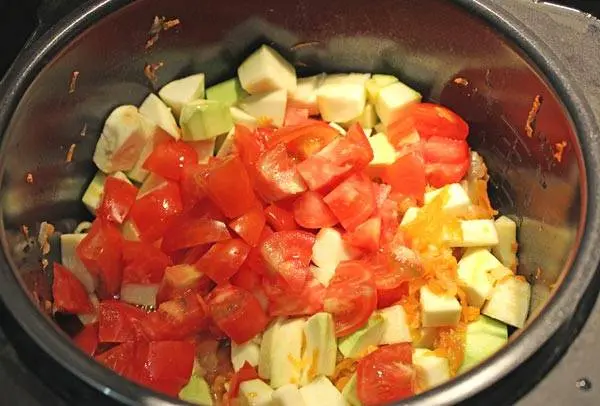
[
  {"xmin": 205, "ymin": 155, "xmax": 260, "ymax": 218},
  {"xmin": 264, "ymin": 204, "xmax": 297, "ymax": 231},
  {"xmin": 323, "ymin": 261, "xmax": 378, "ymax": 337},
  {"xmin": 161, "ymin": 216, "xmax": 231, "ymax": 252},
  {"xmin": 356, "ymin": 343, "xmax": 415, "ymax": 406},
  {"xmin": 195, "ymin": 239, "xmax": 251, "ymax": 285},
  {"xmin": 426, "ymin": 159, "xmax": 470, "ymax": 188},
  {"xmin": 324, "ymin": 172, "xmax": 376, "ymax": 231},
  {"xmin": 260, "ymin": 230, "xmax": 315, "ymax": 291},
  {"xmin": 234, "ymin": 124, "xmax": 266, "ymax": 168},
  {"xmin": 264, "ymin": 274, "xmax": 325, "ymax": 316},
  {"xmin": 207, "ymin": 285, "xmax": 269, "ymax": 344},
  {"xmin": 52, "ymin": 263, "xmax": 93, "ymax": 314},
  {"xmin": 379, "ymin": 198, "xmax": 400, "ymax": 247},
  {"xmin": 74, "ymin": 323, "xmax": 99, "ymax": 356},
  {"xmin": 144, "ymin": 292, "xmax": 210, "ymax": 340},
  {"xmin": 98, "ymin": 177, "xmax": 138, "ymax": 224},
  {"xmin": 268, "ymin": 120, "xmax": 338, "ymax": 160},
  {"xmin": 95, "ymin": 341, "xmax": 136, "ymax": 376},
  {"xmin": 388, "ymin": 102, "xmax": 469, "ymax": 143},
  {"xmin": 122, "ymin": 241, "xmax": 171, "ymax": 284},
  {"xmin": 231, "ymin": 265, "xmax": 262, "ymax": 291},
  {"xmin": 424, "ymin": 136, "xmax": 469, "ymax": 164},
  {"xmin": 143, "ymin": 139, "xmax": 198, "ymax": 181},
  {"xmin": 179, "ymin": 162, "xmax": 210, "ymax": 210},
  {"xmin": 157, "ymin": 264, "xmax": 213, "ymax": 303},
  {"xmin": 297, "ymin": 155, "xmax": 350, "ymax": 192},
  {"xmin": 98, "ymin": 300, "xmax": 147, "ymax": 343},
  {"xmin": 293, "ymin": 191, "xmax": 339, "ymax": 229},
  {"xmin": 283, "ymin": 107, "xmax": 310, "ymax": 127},
  {"xmin": 229, "ymin": 207, "xmax": 266, "ymax": 247},
  {"xmin": 76, "ymin": 218, "xmax": 123, "ymax": 297},
  {"xmin": 228, "ymin": 362, "xmax": 259, "ymax": 398},
  {"xmin": 381, "ymin": 153, "xmax": 426, "ymax": 203},
  {"xmin": 245, "ymin": 226, "xmax": 274, "ymax": 275},
  {"xmin": 129, "ymin": 181, "xmax": 183, "ymax": 242},
  {"xmin": 254, "ymin": 144, "xmax": 307, "ymax": 202},
  {"xmin": 345, "ymin": 217, "xmax": 381, "ymax": 252}
]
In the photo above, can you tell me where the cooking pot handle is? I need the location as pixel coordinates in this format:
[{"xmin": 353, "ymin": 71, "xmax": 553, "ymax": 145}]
[{"xmin": 25, "ymin": 0, "xmax": 86, "ymax": 47}]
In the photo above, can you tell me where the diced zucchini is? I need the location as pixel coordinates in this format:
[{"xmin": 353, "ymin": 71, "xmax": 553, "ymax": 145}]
[
  {"xmin": 420, "ymin": 286, "xmax": 461, "ymax": 328},
  {"xmin": 238, "ymin": 45, "xmax": 297, "ymax": 94},
  {"xmin": 338, "ymin": 314, "xmax": 384, "ymax": 358},
  {"xmin": 301, "ymin": 312, "xmax": 337, "ymax": 385},
  {"xmin": 375, "ymin": 81, "xmax": 421, "ymax": 125},
  {"xmin": 180, "ymin": 99, "xmax": 234, "ymax": 141},
  {"xmin": 238, "ymin": 89, "xmax": 287, "ymax": 127},
  {"xmin": 178, "ymin": 375, "xmax": 214, "ymax": 405},
  {"xmin": 482, "ymin": 276, "xmax": 531, "ymax": 328},
  {"xmin": 492, "ymin": 216, "xmax": 518, "ymax": 271},
  {"xmin": 60, "ymin": 233, "xmax": 96, "ymax": 293},
  {"xmin": 206, "ymin": 78, "xmax": 247, "ymax": 106},
  {"xmin": 139, "ymin": 93, "xmax": 180, "ymax": 139},
  {"xmin": 158, "ymin": 73, "xmax": 205, "ymax": 118},
  {"xmin": 413, "ymin": 348, "xmax": 451, "ymax": 392}
]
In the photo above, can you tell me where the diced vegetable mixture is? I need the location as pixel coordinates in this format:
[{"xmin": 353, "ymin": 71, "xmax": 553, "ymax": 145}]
[{"xmin": 52, "ymin": 44, "xmax": 530, "ymax": 405}]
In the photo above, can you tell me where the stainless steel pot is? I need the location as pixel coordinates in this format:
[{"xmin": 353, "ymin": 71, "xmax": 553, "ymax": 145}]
[{"xmin": 0, "ymin": 0, "xmax": 598, "ymax": 404}]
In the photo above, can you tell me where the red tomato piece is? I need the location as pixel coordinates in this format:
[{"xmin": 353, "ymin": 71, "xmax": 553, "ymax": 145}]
[
  {"xmin": 76, "ymin": 218, "xmax": 123, "ymax": 297},
  {"xmin": 161, "ymin": 216, "xmax": 231, "ymax": 252},
  {"xmin": 157, "ymin": 264, "xmax": 213, "ymax": 303},
  {"xmin": 207, "ymin": 285, "xmax": 269, "ymax": 344},
  {"xmin": 379, "ymin": 199, "xmax": 400, "ymax": 247},
  {"xmin": 135, "ymin": 340, "xmax": 196, "ymax": 397},
  {"xmin": 177, "ymin": 244, "xmax": 212, "ymax": 265},
  {"xmin": 293, "ymin": 191, "xmax": 338, "ymax": 229},
  {"xmin": 245, "ymin": 226, "xmax": 274, "ymax": 275},
  {"xmin": 268, "ymin": 121, "xmax": 338, "ymax": 160},
  {"xmin": 345, "ymin": 217, "xmax": 381, "ymax": 252},
  {"xmin": 98, "ymin": 177, "xmax": 138, "ymax": 224},
  {"xmin": 74, "ymin": 323, "xmax": 99, "ymax": 356},
  {"xmin": 283, "ymin": 106, "xmax": 310, "ymax": 126},
  {"xmin": 229, "ymin": 207, "xmax": 266, "ymax": 247},
  {"xmin": 357, "ymin": 343, "xmax": 415, "ymax": 406},
  {"xmin": 231, "ymin": 265, "xmax": 262, "ymax": 292},
  {"xmin": 388, "ymin": 102, "xmax": 469, "ymax": 144},
  {"xmin": 234, "ymin": 124, "xmax": 266, "ymax": 168},
  {"xmin": 98, "ymin": 300, "xmax": 147, "ymax": 343},
  {"xmin": 195, "ymin": 239, "xmax": 251, "ymax": 285},
  {"xmin": 95, "ymin": 341, "xmax": 136, "ymax": 376},
  {"xmin": 122, "ymin": 240, "xmax": 171, "ymax": 284},
  {"xmin": 188, "ymin": 198, "xmax": 227, "ymax": 222},
  {"xmin": 228, "ymin": 362, "xmax": 259, "ymax": 398},
  {"xmin": 260, "ymin": 230, "xmax": 315, "ymax": 291},
  {"xmin": 381, "ymin": 153, "xmax": 426, "ymax": 203},
  {"xmin": 424, "ymin": 136, "xmax": 469, "ymax": 164},
  {"xmin": 368, "ymin": 251, "xmax": 408, "ymax": 309},
  {"xmin": 52, "ymin": 263, "xmax": 93, "ymax": 314},
  {"xmin": 323, "ymin": 261, "xmax": 377, "ymax": 337},
  {"xmin": 144, "ymin": 292, "xmax": 210, "ymax": 340},
  {"xmin": 179, "ymin": 162, "xmax": 210, "ymax": 210},
  {"xmin": 264, "ymin": 274, "xmax": 325, "ymax": 317},
  {"xmin": 323, "ymin": 172, "xmax": 376, "ymax": 231},
  {"xmin": 318, "ymin": 123, "xmax": 373, "ymax": 170},
  {"xmin": 264, "ymin": 204, "xmax": 297, "ymax": 231},
  {"xmin": 426, "ymin": 159, "xmax": 470, "ymax": 188},
  {"xmin": 254, "ymin": 144, "xmax": 307, "ymax": 202},
  {"xmin": 205, "ymin": 155, "xmax": 260, "ymax": 218},
  {"xmin": 129, "ymin": 181, "xmax": 183, "ymax": 242},
  {"xmin": 143, "ymin": 139, "xmax": 198, "ymax": 181},
  {"xmin": 297, "ymin": 155, "xmax": 350, "ymax": 192}
]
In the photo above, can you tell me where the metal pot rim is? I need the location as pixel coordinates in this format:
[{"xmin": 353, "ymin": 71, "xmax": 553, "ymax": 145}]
[{"xmin": 0, "ymin": 0, "xmax": 598, "ymax": 405}]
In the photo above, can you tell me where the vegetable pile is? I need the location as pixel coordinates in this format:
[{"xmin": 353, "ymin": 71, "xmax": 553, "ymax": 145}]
[{"xmin": 52, "ymin": 45, "xmax": 531, "ymax": 406}]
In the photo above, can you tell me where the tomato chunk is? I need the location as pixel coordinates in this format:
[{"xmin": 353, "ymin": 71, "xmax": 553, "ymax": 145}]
[
  {"xmin": 228, "ymin": 362, "xmax": 259, "ymax": 398},
  {"xmin": 381, "ymin": 153, "xmax": 426, "ymax": 203},
  {"xmin": 345, "ymin": 217, "xmax": 381, "ymax": 252},
  {"xmin": 424, "ymin": 136, "xmax": 469, "ymax": 164},
  {"xmin": 426, "ymin": 159, "xmax": 470, "ymax": 188},
  {"xmin": 98, "ymin": 300, "xmax": 147, "ymax": 343},
  {"xmin": 207, "ymin": 285, "xmax": 269, "ymax": 344},
  {"xmin": 234, "ymin": 124, "xmax": 266, "ymax": 168},
  {"xmin": 97, "ymin": 177, "xmax": 138, "ymax": 224},
  {"xmin": 245, "ymin": 226, "xmax": 274, "ymax": 275},
  {"xmin": 283, "ymin": 107, "xmax": 310, "ymax": 127},
  {"xmin": 76, "ymin": 218, "xmax": 123, "ymax": 297},
  {"xmin": 74, "ymin": 323, "xmax": 99, "ymax": 356},
  {"xmin": 195, "ymin": 239, "xmax": 251, "ymax": 284},
  {"xmin": 260, "ymin": 230, "xmax": 315, "ymax": 291},
  {"xmin": 369, "ymin": 247, "xmax": 421, "ymax": 309},
  {"xmin": 264, "ymin": 274, "xmax": 325, "ymax": 317},
  {"xmin": 157, "ymin": 264, "xmax": 213, "ymax": 303},
  {"xmin": 323, "ymin": 261, "xmax": 377, "ymax": 337},
  {"xmin": 52, "ymin": 263, "xmax": 93, "ymax": 314},
  {"xmin": 129, "ymin": 181, "xmax": 183, "ymax": 242},
  {"xmin": 143, "ymin": 139, "xmax": 198, "ymax": 181},
  {"xmin": 357, "ymin": 343, "xmax": 415, "ymax": 406},
  {"xmin": 179, "ymin": 162, "xmax": 209, "ymax": 210},
  {"xmin": 95, "ymin": 342, "xmax": 136, "ymax": 376},
  {"xmin": 323, "ymin": 172, "xmax": 376, "ymax": 231},
  {"xmin": 144, "ymin": 292, "xmax": 210, "ymax": 340},
  {"xmin": 264, "ymin": 204, "xmax": 297, "ymax": 231},
  {"xmin": 268, "ymin": 120, "xmax": 338, "ymax": 160},
  {"xmin": 122, "ymin": 241, "xmax": 171, "ymax": 284},
  {"xmin": 254, "ymin": 144, "xmax": 307, "ymax": 202},
  {"xmin": 161, "ymin": 216, "xmax": 231, "ymax": 252},
  {"xmin": 296, "ymin": 155, "xmax": 350, "ymax": 192},
  {"xmin": 293, "ymin": 191, "xmax": 338, "ymax": 229},
  {"xmin": 229, "ymin": 207, "xmax": 266, "ymax": 247}
]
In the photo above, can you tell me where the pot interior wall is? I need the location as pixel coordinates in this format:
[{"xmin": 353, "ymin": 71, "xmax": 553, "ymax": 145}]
[{"xmin": 0, "ymin": 0, "xmax": 582, "ymax": 331}]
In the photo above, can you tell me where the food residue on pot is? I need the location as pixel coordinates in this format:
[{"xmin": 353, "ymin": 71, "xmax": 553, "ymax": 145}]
[
  {"xmin": 80, "ymin": 123, "xmax": 88, "ymax": 138},
  {"xmin": 68, "ymin": 71, "xmax": 80, "ymax": 94},
  {"xmin": 25, "ymin": 172, "xmax": 34, "ymax": 184},
  {"xmin": 453, "ymin": 77, "xmax": 469, "ymax": 87},
  {"xmin": 66, "ymin": 143, "xmax": 76, "ymax": 163},
  {"xmin": 146, "ymin": 16, "xmax": 181, "ymax": 49},
  {"xmin": 20, "ymin": 225, "xmax": 29, "ymax": 239},
  {"xmin": 144, "ymin": 61, "xmax": 164, "ymax": 84},
  {"xmin": 525, "ymin": 94, "xmax": 543, "ymax": 138},
  {"xmin": 37, "ymin": 222, "xmax": 55, "ymax": 255},
  {"xmin": 553, "ymin": 141, "xmax": 567, "ymax": 163}
]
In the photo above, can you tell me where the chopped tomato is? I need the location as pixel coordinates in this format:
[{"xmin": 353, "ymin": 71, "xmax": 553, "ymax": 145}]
[
  {"xmin": 157, "ymin": 264, "xmax": 213, "ymax": 303},
  {"xmin": 143, "ymin": 139, "xmax": 198, "ymax": 181},
  {"xmin": 345, "ymin": 217, "xmax": 381, "ymax": 252},
  {"xmin": 264, "ymin": 204, "xmax": 297, "ymax": 231},
  {"xmin": 129, "ymin": 181, "xmax": 183, "ymax": 242},
  {"xmin": 74, "ymin": 323, "xmax": 98, "ymax": 356},
  {"xmin": 188, "ymin": 198, "xmax": 227, "ymax": 222},
  {"xmin": 135, "ymin": 340, "xmax": 196, "ymax": 397},
  {"xmin": 297, "ymin": 155, "xmax": 350, "ymax": 192},
  {"xmin": 161, "ymin": 216, "xmax": 231, "ymax": 252},
  {"xmin": 268, "ymin": 121, "xmax": 338, "ymax": 160},
  {"xmin": 229, "ymin": 207, "xmax": 266, "ymax": 247},
  {"xmin": 356, "ymin": 343, "xmax": 415, "ymax": 406},
  {"xmin": 324, "ymin": 172, "xmax": 376, "ymax": 231},
  {"xmin": 254, "ymin": 144, "xmax": 307, "ymax": 202},
  {"xmin": 245, "ymin": 226, "xmax": 274, "ymax": 275},
  {"xmin": 293, "ymin": 191, "xmax": 339, "ymax": 229},
  {"xmin": 231, "ymin": 265, "xmax": 262, "ymax": 291},
  {"xmin": 283, "ymin": 106, "xmax": 310, "ymax": 126},
  {"xmin": 97, "ymin": 177, "xmax": 138, "ymax": 224},
  {"xmin": 179, "ymin": 162, "xmax": 209, "ymax": 210},
  {"xmin": 368, "ymin": 250, "xmax": 411, "ymax": 309},
  {"xmin": 323, "ymin": 261, "xmax": 377, "ymax": 337},
  {"xmin": 195, "ymin": 239, "xmax": 251, "ymax": 285},
  {"xmin": 234, "ymin": 124, "xmax": 266, "ymax": 168},
  {"xmin": 379, "ymin": 198, "xmax": 400, "ymax": 246},
  {"xmin": 122, "ymin": 240, "xmax": 171, "ymax": 284},
  {"xmin": 205, "ymin": 155, "xmax": 260, "ymax": 218},
  {"xmin": 228, "ymin": 362, "xmax": 259, "ymax": 398},
  {"xmin": 144, "ymin": 292, "xmax": 210, "ymax": 340},
  {"xmin": 381, "ymin": 153, "xmax": 426, "ymax": 203},
  {"xmin": 260, "ymin": 230, "xmax": 315, "ymax": 291},
  {"xmin": 98, "ymin": 300, "xmax": 147, "ymax": 343},
  {"xmin": 95, "ymin": 341, "xmax": 136, "ymax": 376},
  {"xmin": 387, "ymin": 103, "xmax": 469, "ymax": 144},
  {"xmin": 52, "ymin": 263, "xmax": 93, "ymax": 314},
  {"xmin": 423, "ymin": 136, "xmax": 469, "ymax": 164},
  {"xmin": 207, "ymin": 285, "xmax": 269, "ymax": 344},
  {"xmin": 76, "ymin": 218, "xmax": 123, "ymax": 297},
  {"xmin": 426, "ymin": 159, "xmax": 470, "ymax": 188},
  {"xmin": 264, "ymin": 274, "xmax": 325, "ymax": 316}
]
